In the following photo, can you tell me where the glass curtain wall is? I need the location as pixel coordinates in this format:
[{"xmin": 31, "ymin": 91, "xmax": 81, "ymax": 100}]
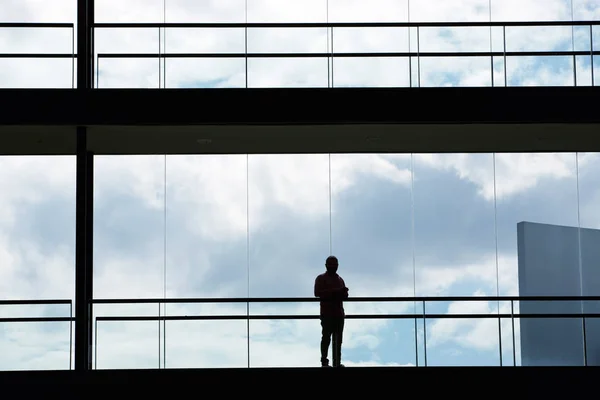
[{"xmin": 90, "ymin": 152, "xmax": 600, "ymax": 368}]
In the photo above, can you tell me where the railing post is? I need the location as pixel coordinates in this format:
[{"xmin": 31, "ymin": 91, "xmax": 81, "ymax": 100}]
[
  {"xmin": 591, "ymin": 25, "xmax": 595, "ymax": 87},
  {"xmin": 583, "ymin": 317, "xmax": 588, "ymax": 366},
  {"xmin": 422, "ymin": 300, "xmax": 427, "ymax": 367},
  {"xmin": 511, "ymin": 300, "xmax": 516, "ymax": 366}
]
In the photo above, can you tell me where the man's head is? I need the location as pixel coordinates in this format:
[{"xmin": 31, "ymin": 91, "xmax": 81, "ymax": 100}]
[{"xmin": 325, "ymin": 255, "xmax": 339, "ymax": 274}]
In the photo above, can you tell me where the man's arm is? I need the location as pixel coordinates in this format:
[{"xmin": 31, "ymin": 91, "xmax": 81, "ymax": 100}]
[
  {"xmin": 315, "ymin": 276, "xmax": 341, "ymax": 298},
  {"xmin": 340, "ymin": 277, "xmax": 349, "ymax": 299}
]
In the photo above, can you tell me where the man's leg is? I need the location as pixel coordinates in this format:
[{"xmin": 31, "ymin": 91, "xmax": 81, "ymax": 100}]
[
  {"xmin": 320, "ymin": 318, "xmax": 333, "ymax": 367},
  {"xmin": 332, "ymin": 317, "xmax": 345, "ymax": 367}
]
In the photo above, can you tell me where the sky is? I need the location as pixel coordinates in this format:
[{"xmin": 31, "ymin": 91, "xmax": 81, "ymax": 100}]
[{"xmin": 0, "ymin": 0, "xmax": 599, "ymax": 371}]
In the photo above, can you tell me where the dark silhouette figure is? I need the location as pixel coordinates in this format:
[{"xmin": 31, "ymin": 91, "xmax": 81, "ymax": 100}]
[{"xmin": 314, "ymin": 255, "xmax": 349, "ymax": 367}]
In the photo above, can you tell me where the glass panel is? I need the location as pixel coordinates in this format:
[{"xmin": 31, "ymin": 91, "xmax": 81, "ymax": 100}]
[
  {"xmin": 164, "ymin": 58, "xmax": 246, "ymax": 88},
  {"xmin": 332, "ymin": 58, "xmax": 410, "ymax": 87},
  {"xmin": 247, "ymin": 154, "xmax": 330, "ymax": 367},
  {"xmin": 93, "ymin": 155, "xmax": 166, "ymax": 368},
  {"xmin": 247, "ymin": 58, "xmax": 329, "ymax": 88},
  {"xmin": 495, "ymin": 153, "xmax": 580, "ymax": 366},
  {"xmin": 247, "ymin": 28, "xmax": 328, "ymax": 54},
  {"xmin": 410, "ymin": 0, "xmax": 491, "ymax": 22},
  {"xmin": 328, "ymin": 0, "xmax": 409, "ymax": 22},
  {"xmin": 164, "ymin": 28, "xmax": 245, "ymax": 54},
  {"xmin": 2, "ymin": 0, "xmax": 76, "ymax": 23},
  {"xmin": 418, "ymin": 27, "xmax": 492, "ymax": 53},
  {"xmin": 491, "ymin": 0, "xmax": 571, "ymax": 22},
  {"xmin": 0, "ymin": 155, "xmax": 76, "ymax": 371},
  {"xmin": 505, "ymin": 27, "xmax": 573, "ymax": 52},
  {"xmin": 506, "ymin": 56, "xmax": 575, "ymax": 86},
  {"xmin": 330, "ymin": 154, "xmax": 415, "ymax": 366},
  {"xmin": 96, "ymin": 57, "xmax": 160, "ymax": 88},
  {"xmin": 0, "ymin": 321, "xmax": 72, "ymax": 371},
  {"xmin": 95, "ymin": 0, "xmax": 164, "ymax": 23},
  {"xmin": 332, "ymin": 27, "xmax": 409, "ymax": 53},
  {"xmin": 573, "ymin": 0, "xmax": 600, "ymax": 20},
  {"xmin": 165, "ymin": 155, "xmax": 248, "ymax": 299},
  {"xmin": 0, "ymin": 27, "xmax": 73, "ymax": 54},
  {"xmin": 95, "ymin": 320, "xmax": 160, "ymax": 369},
  {"xmin": 94, "ymin": 28, "xmax": 160, "ymax": 54},
  {"xmin": 247, "ymin": 0, "xmax": 327, "ymax": 23},
  {"xmin": 165, "ymin": 0, "xmax": 247, "ymax": 23},
  {"xmin": 575, "ymin": 55, "xmax": 594, "ymax": 86},
  {"xmin": 164, "ymin": 155, "xmax": 249, "ymax": 368},
  {"xmin": 0, "ymin": 59, "xmax": 74, "ymax": 89},
  {"xmin": 419, "ymin": 57, "xmax": 493, "ymax": 87},
  {"xmin": 165, "ymin": 306, "xmax": 247, "ymax": 368},
  {"xmin": 412, "ymin": 153, "xmax": 498, "ymax": 366}
]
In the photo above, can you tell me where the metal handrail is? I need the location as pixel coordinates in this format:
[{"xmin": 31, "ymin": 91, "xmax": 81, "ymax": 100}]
[
  {"xmin": 91, "ymin": 295, "xmax": 600, "ymax": 303},
  {"xmin": 92, "ymin": 20, "xmax": 600, "ymax": 28}
]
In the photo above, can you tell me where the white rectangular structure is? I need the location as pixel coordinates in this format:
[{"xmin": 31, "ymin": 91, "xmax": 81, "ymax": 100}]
[{"xmin": 517, "ymin": 221, "xmax": 600, "ymax": 366}]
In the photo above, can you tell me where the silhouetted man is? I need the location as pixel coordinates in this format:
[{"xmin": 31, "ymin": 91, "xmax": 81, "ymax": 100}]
[{"xmin": 314, "ymin": 255, "xmax": 348, "ymax": 367}]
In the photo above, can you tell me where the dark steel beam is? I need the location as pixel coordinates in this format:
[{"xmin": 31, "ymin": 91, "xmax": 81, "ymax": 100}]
[
  {"xmin": 74, "ymin": 126, "xmax": 88, "ymax": 372},
  {"xmin": 0, "ymin": 87, "xmax": 598, "ymax": 126}
]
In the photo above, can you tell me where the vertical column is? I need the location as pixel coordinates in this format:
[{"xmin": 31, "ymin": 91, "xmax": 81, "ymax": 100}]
[
  {"xmin": 75, "ymin": 128, "xmax": 93, "ymax": 371},
  {"xmin": 75, "ymin": 0, "xmax": 95, "ymax": 372},
  {"xmin": 77, "ymin": 0, "xmax": 94, "ymax": 90}
]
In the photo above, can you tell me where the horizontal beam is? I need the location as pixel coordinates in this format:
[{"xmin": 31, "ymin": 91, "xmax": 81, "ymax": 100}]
[
  {"xmin": 1, "ymin": 87, "xmax": 598, "ymax": 125},
  {"xmin": 96, "ymin": 50, "xmax": 600, "ymax": 59},
  {"xmin": 93, "ymin": 20, "xmax": 600, "ymax": 28},
  {"xmin": 1, "ymin": 124, "xmax": 600, "ymax": 155},
  {"xmin": 0, "ymin": 367, "xmax": 592, "ymax": 390},
  {"xmin": 0, "ymin": 87, "xmax": 598, "ymax": 155}
]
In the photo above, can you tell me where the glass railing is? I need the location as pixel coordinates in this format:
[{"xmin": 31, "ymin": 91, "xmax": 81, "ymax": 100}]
[
  {"xmin": 91, "ymin": 295, "xmax": 600, "ymax": 369},
  {"xmin": 92, "ymin": 20, "xmax": 599, "ymax": 88},
  {"xmin": 2, "ymin": 295, "xmax": 598, "ymax": 370},
  {"xmin": 1, "ymin": 21, "xmax": 598, "ymax": 88},
  {"xmin": 0, "ymin": 23, "xmax": 75, "ymax": 88},
  {"xmin": 0, "ymin": 299, "xmax": 73, "ymax": 371}
]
